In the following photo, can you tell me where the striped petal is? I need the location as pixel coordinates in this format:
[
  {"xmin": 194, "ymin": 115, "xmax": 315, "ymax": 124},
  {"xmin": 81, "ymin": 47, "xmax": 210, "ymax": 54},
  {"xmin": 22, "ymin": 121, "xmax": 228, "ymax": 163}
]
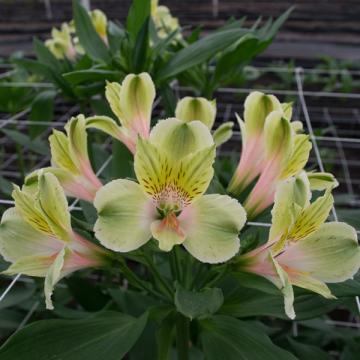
[
  {"xmin": 37, "ymin": 172, "xmax": 73, "ymax": 242},
  {"xmin": 278, "ymin": 222, "xmax": 360, "ymax": 283},
  {"xmin": 135, "ymin": 138, "xmax": 215, "ymax": 206},
  {"xmin": 287, "ymin": 189, "xmax": 333, "ymax": 241},
  {"xmin": 281, "ymin": 134, "xmax": 312, "ymax": 179},
  {"xmin": 149, "ymin": 118, "xmax": 214, "ymax": 160},
  {"xmin": 0, "ymin": 208, "xmax": 61, "ymax": 263}
]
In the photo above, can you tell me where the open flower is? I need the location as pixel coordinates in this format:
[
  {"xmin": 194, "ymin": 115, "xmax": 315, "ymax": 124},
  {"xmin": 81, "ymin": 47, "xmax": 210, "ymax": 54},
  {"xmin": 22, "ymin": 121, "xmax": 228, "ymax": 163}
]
[
  {"xmin": 26, "ymin": 115, "xmax": 102, "ymax": 202},
  {"xmin": 94, "ymin": 118, "xmax": 246, "ymax": 263},
  {"xmin": 0, "ymin": 173, "xmax": 110, "ymax": 309},
  {"xmin": 236, "ymin": 173, "xmax": 360, "ymax": 319},
  {"xmin": 45, "ymin": 23, "xmax": 77, "ymax": 61},
  {"xmin": 86, "ymin": 73, "xmax": 155, "ymax": 154}
]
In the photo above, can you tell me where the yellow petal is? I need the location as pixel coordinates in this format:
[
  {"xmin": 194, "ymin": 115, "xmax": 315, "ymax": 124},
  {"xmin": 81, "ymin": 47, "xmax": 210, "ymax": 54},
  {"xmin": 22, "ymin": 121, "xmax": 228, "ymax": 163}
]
[
  {"xmin": 281, "ymin": 134, "xmax": 312, "ymax": 179},
  {"xmin": 37, "ymin": 172, "xmax": 72, "ymax": 242},
  {"xmin": 288, "ymin": 190, "xmax": 334, "ymax": 241},
  {"xmin": 12, "ymin": 185, "xmax": 53, "ymax": 236}
]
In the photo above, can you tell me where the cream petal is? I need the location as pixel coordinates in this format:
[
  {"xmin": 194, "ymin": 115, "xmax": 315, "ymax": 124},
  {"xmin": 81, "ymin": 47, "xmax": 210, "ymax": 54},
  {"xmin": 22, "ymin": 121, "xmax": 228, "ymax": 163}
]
[
  {"xmin": 149, "ymin": 118, "xmax": 214, "ymax": 160},
  {"xmin": 94, "ymin": 179, "xmax": 155, "ymax": 252},
  {"xmin": 45, "ymin": 248, "xmax": 66, "ymax": 310},
  {"xmin": 0, "ymin": 208, "xmax": 61, "ymax": 263},
  {"xmin": 181, "ymin": 194, "xmax": 246, "ymax": 263},
  {"xmin": 278, "ymin": 222, "xmax": 360, "ymax": 283}
]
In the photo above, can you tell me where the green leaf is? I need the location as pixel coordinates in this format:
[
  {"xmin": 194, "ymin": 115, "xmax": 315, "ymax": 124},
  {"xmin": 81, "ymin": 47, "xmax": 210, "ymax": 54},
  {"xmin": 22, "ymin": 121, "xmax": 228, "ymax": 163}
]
[
  {"xmin": 156, "ymin": 311, "xmax": 176, "ymax": 360},
  {"xmin": 0, "ymin": 311, "xmax": 148, "ymax": 360},
  {"xmin": 157, "ymin": 28, "xmax": 249, "ymax": 81},
  {"xmin": 110, "ymin": 289, "xmax": 158, "ymax": 317},
  {"xmin": 13, "ymin": 58, "xmax": 73, "ymax": 98},
  {"xmin": 29, "ymin": 90, "xmax": 56, "ymax": 138},
  {"xmin": 33, "ymin": 38, "xmax": 68, "ymax": 74},
  {"xmin": 63, "ymin": 69, "xmax": 121, "ymax": 85},
  {"xmin": 220, "ymin": 278, "xmax": 340, "ymax": 320},
  {"xmin": 200, "ymin": 315, "xmax": 298, "ymax": 360},
  {"xmin": 111, "ymin": 139, "xmax": 134, "ymax": 179},
  {"xmin": 73, "ymin": 0, "xmax": 110, "ymax": 63},
  {"xmin": 288, "ymin": 338, "xmax": 332, "ymax": 360},
  {"xmin": 0, "ymin": 129, "xmax": 49, "ymax": 155},
  {"xmin": 132, "ymin": 17, "xmax": 149, "ymax": 72},
  {"xmin": 328, "ymin": 278, "xmax": 360, "ymax": 297},
  {"xmin": 175, "ymin": 284, "xmax": 224, "ymax": 320},
  {"xmin": 0, "ymin": 175, "xmax": 13, "ymax": 197},
  {"xmin": 126, "ymin": 0, "xmax": 151, "ymax": 43},
  {"xmin": 66, "ymin": 277, "xmax": 109, "ymax": 311}
]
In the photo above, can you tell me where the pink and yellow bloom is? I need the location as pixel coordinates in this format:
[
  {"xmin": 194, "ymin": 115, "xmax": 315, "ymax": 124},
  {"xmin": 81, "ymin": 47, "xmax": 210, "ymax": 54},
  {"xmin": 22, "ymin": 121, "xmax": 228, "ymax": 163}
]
[
  {"xmin": 26, "ymin": 115, "xmax": 102, "ymax": 202},
  {"xmin": 0, "ymin": 173, "xmax": 110, "ymax": 309},
  {"xmin": 228, "ymin": 92, "xmax": 313, "ymax": 219},
  {"xmin": 86, "ymin": 73, "xmax": 155, "ymax": 153},
  {"xmin": 94, "ymin": 118, "xmax": 246, "ymax": 263},
  {"xmin": 227, "ymin": 91, "xmax": 283, "ymax": 196},
  {"xmin": 236, "ymin": 173, "xmax": 360, "ymax": 318},
  {"xmin": 45, "ymin": 23, "xmax": 77, "ymax": 61}
]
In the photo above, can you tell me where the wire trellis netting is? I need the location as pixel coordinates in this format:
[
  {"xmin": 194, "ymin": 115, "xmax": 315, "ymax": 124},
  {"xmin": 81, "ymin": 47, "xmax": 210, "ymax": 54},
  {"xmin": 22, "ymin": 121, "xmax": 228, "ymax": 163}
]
[{"xmin": 0, "ymin": 65, "xmax": 360, "ymax": 340}]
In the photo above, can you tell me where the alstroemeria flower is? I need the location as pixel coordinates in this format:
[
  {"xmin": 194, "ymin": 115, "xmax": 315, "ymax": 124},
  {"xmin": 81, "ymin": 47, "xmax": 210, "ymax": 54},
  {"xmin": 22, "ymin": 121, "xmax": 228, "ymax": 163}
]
[
  {"xmin": 228, "ymin": 93, "xmax": 313, "ymax": 218},
  {"xmin": 26, "ymin": 115, "xmax": 102, "ymax": 202},
  {"xmin": 94, "ymin": 118, "xmax": 246, "ymax": 263},
  {"xmin": 45, "ymin": 23, "xmax": 77, "ymax": 61},
  {"xmin": 86, "ymin": 73, "xmax": 155, "ymax": 153},
  {"xmin": 0, "ymin": 173, "xmax": 110, "ymax": 309},
  {"xmin": 151, "ymin": 0, "xmax": 181, "ymax": 40},
  {"xmin": 244, "ymin": 110, "xmax": 313, "ymax": 218},
  {"xmin": 236, "ymin": 173, "xmax": 360, "ymax": 319},
  {"xmin": 227, "ymin": 91, "xmax": 283, "ymax": 196}
]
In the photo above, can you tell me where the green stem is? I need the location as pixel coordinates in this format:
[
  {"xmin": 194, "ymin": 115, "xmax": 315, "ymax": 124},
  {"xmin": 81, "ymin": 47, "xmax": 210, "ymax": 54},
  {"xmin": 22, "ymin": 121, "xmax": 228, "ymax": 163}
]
[
  {"xmin": 118, "ymin": 261, "xmax": 167, "ymax": 301},
  {"xmin": 142, "ymin": 253, "xmax": 174, "ymax": 300},
  {"xmin": 172, "ymin": 247, "xmax": 182, "ymax": 283},
  {"xmin": 176, "ymin": 313, "xmax": 190, "ymax": 360},
  {"xmin": 201, "ymin": 264, "xmax": 228, "ymax": 289}
]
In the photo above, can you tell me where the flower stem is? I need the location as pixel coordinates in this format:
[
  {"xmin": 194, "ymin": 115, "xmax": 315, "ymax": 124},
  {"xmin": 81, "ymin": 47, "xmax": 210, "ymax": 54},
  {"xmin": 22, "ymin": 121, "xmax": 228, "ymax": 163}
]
[
  {"xmin": 142, "ymin": 253, "xmax": 174, "ymax": 301},
  {"xmin": 118, "ymin": 260, "xmax": 167, "ymax": 301},
  {"xmin": 176, "ymin": 313, "xmax": 190, "ymax": 360}
]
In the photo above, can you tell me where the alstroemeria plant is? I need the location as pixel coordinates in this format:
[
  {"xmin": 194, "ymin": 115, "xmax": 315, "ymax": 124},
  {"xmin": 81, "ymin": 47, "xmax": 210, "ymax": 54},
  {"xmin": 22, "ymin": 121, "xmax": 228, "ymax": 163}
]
[
  {"xmin": 0, "ymin": 172, "xmax": 110, "ymax": 309},
  {"xmin": 236, "ymin": 172, "xmax": 360, "ymax": 318},
  {"xmin": 0, "ymin": 71, "xmax": 359, "ymax": 359}
]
